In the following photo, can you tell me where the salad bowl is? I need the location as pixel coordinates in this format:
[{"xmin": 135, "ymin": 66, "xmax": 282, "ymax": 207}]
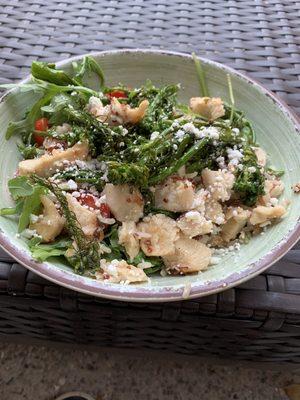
[{"xmin": 0, "ymin": 49, "xmax": 299, "ymax": 302}]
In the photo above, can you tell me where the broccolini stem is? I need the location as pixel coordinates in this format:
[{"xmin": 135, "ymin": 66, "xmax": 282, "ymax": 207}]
[
  {"xmin": 30, "ymin": 175, "xmax": 101, "ymax": 274},
  {"xmin": 149, "ymin": 137, "xmax": 210, "ymax": 184},
  {"xmin": 227, "ymin": 74, "xmax": 235, "ymax": 124},
  {"xmin": 192, "ymin": 52, "xmax": 209, "ymax": 97}
]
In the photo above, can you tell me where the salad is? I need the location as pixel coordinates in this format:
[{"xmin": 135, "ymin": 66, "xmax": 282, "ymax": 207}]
[{"xmin": 0, "ymin": 55, "xmax": 288, "ymax": 284}]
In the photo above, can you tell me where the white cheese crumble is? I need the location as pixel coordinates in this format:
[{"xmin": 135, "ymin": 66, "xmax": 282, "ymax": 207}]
[
  {"xmin": 30, "ymin": 214, "xmax": 39, "ymax": 224},
  {"xmin": 67, "ymin": 179, "xmax": 78, "ymax": 190},
  {"xmin": 248, "ymin": 166, "xmax": 256, "ymax": 173},
  {"xmin": 227, "ymin": 147, "xmax": 243, "ymax": 166},
  {"xmin": 150, "ymin": 131, "xmax": 160, "ymax": 141},
  {"xmin": 174, "ymin": 129, "xmax": 186, "ymax": 141}
]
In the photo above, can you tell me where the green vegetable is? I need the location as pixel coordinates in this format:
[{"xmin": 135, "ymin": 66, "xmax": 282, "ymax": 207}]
[
  {"xmin": 106, "ymin": 161, "xmax": 149, "ymax": 188},
  {"xmin": 31, "ymin": 61, "xmax": 76, "ymax": 86},
  {"xmin": 30, "ymin": 175, "xmax": 101, "ymax": 274},
  {"xmin": 192, "ymin": 52, "xmax": 209, "ymax": 97},
  {"xmin": 72, "ymin": 56, "xmax": 105, "ymax": 88},
  {"xmin": 29, "ymin": 238, "xmax": 71, "ymax": 262},
  {"xmin": 131, "ymin": 251, "xmax": 163, "ymax": 275},
  {"xmin": 227, "ymin": 74, "xmax": 235, "ymax": 124},
  {"xmin": 267, "ymin": 167, "xmax": 284, "ymax": 177},
  {"xmin": 18, "ymin": 185, "xmax": 46, "ymax": 232},
  {"xmin": 8, "ymin": 176, "xmax": 34, "ymax": 200}
]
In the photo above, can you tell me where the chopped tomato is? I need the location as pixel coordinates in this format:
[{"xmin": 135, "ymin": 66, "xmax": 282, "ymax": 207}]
[
  {"xmin": 33, "ymin": 134, "xmax": 44, "ymax": 147},
  {"xmin": 78, "ymin": 193, "xmax": 96, "ymax": 209},
  {"xmin": 78, "ymin": 194, "xmax": 111, "ymax": 217},
  {"xmin": 100, "ymin": 203, "xmax": 111, "ymax": 218},
  {"xmin": 35, "ymin": 117, "xmax": 49, "ymax": 131},
  {"xmin": 34, "ymin": 117, "xmax": 49, "ymax": 146},
  {"xmin": 107, "ymin": 90, "xmax": 127, "ymax": 99}
]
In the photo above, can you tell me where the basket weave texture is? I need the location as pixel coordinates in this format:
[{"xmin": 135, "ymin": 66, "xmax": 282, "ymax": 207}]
[{"xmin": 0, "ymin": 0, "xmax": 300, "ymax": 362}]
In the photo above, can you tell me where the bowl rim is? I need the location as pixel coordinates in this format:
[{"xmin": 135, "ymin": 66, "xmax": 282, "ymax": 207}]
[{"xmin": 0, "ymin": 48, "xmax": 299, "ymax": 302}]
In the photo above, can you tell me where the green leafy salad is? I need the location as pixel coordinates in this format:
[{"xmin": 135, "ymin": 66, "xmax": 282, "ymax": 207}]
[{"xmin": 0, "ymin": 54, "xmax": 287, "ymax": 284}]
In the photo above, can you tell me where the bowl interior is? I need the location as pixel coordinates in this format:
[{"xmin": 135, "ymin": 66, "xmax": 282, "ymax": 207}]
[{"xmin": 0, "ymin": 50, "xmax": 300, "ymax": 301}]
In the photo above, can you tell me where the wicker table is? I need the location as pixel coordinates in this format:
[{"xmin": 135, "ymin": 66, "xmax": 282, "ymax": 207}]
[{"xmin": 0, "ymin": 0, "xmax": 300, "ymax": 363}]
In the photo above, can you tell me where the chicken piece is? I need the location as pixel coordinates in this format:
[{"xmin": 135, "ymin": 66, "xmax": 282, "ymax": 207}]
[
  {"xmin": 252, "ymin": 147, "xmax": 267, "ymax": 167},
  {"xmin": 86, "ymin": 96, "xmax": 110, "ymax": 122},
  {"xmin": 189, "ymin": 97, "xmax": 225, "ymax": 121},
  {"xmin": 163, "ymin": 235, "xmax": 212, "ymax": 274},
  {"xmin": 154, "ymin": 177, "xmax": 195, "ymax": 212},
  {"xmin": 97, "ymin": 259, "xmax": 148, "ymax": 284},
  {"xmin": 118, "ymin": 222, "xmax": 140, "ymax": 261},
  {"xmin": 249, "ymin": 205, "xmax": 286, "ymax": 225},
  {"xmin": 104, "ymin": 184, "xmax": 144, "ymax": 222},
  {"xmin": 221, "ymin": 207, "xmax": 251, "ymax": 242},
  {"xmin": 110, "ymin": 98, "xmax": 149, "ymax": 125},
  {"xmin": 202, "ymin": 168, "xmax": 235, "ymax": 202},
  {"xmin": 177, "ymin": 211, "xmax": 213, "ymax": 238},
  {"xmin": 18, "ymin": 142, "xmax": 89, "ymax": 177},
  {"xmin": 137, "ymin": 214, "xmax": 179, "ymax": 256},
  {"xmin": 205, "ymin": 199, "xmax": 225, "ymax": 225},
  {"xmin": 30, "ymin": 195, "xmax": 65, "ymax": 243},
  {"xmin": 261, "ymin": 179, "xmax": 284, "ymax": 205},
  {"xmin": 66, "ymin": 194, "xmax": 99, "ymax": 238}
]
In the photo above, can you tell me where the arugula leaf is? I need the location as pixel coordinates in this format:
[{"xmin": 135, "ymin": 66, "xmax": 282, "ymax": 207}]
[
  {"xmin": 2, "ymin": 78, "xmax": 98, "ymax": 140},
  {"xmin": 72, "ymin": 56, "xmax": 105, "ymax": 88},
  {"xmin": 29, "ymin": 238, "xmax": 71, "ymax": 262},
  {"xmin": 0, "ymin": 198, "xmax": 24, "ymax": 216},
  {"xmin": 18, "ymin": 185, "xmax": 46, "ymax": 232},
  {"xmin": 267, "ymin": 167, "xmax": 285, "ymax": 177},
  {"xmin": 17, "ymin": 143, "xmax": 41, "ymax": 159},
  {"xmin": 131, "ymin": 251, "xmax": 163, "ymax": 275},
  {"xmin": 31, "ymin": 61, "xmax": 76, "ymax": 86},
  {"xmin": 8, "ymin": 176, "xmax": 34, "ymax": 200}
]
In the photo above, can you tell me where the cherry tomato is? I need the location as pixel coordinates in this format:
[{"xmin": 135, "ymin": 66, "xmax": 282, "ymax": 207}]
[
  {"xmin": 78, "ymin": 194, "xmax": 111, "ymax": 218},
  {"xmin": 78, "ymin": 193, "xmax": 96, "ymax": 209},
  {"xmin": 33, "ymin": 134, "xmax": 44, "ymax": 147},
  {"xmin": 34, "ymin": 118, "xmax": 49, "ymax": 146},
  {"xmin": 35, "ymin": 117, "xmax": 49, "ymax": 131},
  {"xmin": 107, "ymin": 90, "xmax": 127, "ymax": 99},
  {"xmin": 100, "ymin": 203, "xmax": 111, "ymax": 218}
]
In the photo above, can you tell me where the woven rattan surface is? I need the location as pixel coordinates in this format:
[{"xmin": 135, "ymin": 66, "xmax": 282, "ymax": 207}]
[{"xmin": 0, "ymin": 0, "xmax": 300, "ymax": 362}]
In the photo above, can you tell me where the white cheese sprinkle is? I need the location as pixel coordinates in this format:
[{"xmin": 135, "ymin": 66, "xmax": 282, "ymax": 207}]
[{"xmin": 150, "ymin": 131, "xmax": 160, "ymax": 141}]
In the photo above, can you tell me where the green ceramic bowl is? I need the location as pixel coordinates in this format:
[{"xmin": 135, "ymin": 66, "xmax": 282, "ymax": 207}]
[{"xmin": 0, "ymin": 50, "xmax": 299, "ymax": 302}]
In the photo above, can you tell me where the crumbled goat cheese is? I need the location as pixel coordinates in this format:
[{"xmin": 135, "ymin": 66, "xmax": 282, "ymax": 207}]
[
  {"xmin": 182, "ymin": 123, "xmax": 202, "ymax": 138},
  {"xmin": 56, "ymin": 123, "xmax": 71, "ymax": 135},
  {"xmin": 201, "ymin": 126, "xmax": 220, "ymax": 139},
  {"xmin": 72, "ymin": 191, "xmax": 81, "ymax": 198},
  {"xmin": 172, "ymin": 121, "xmax": 180, "ymax": 129},
  {"xmin": 209, "ymin": 256, "xmax": 221, "ymax": 265},
  {"xmin": 175, "ymin": 129, "xmax": 186, "ymax": 141},
  {"xmin": 67, "ymin": 179, "xmax": 77, "ymax": 190},
  {"xmin": 227, "ymin": 148, "xmax": 243, "ymax": 166},
  {"xmin": 30, "ymin": 214, "xmax": 39, "ymax": 224},
  {"xmin": 215, "ymin": 216, "xmax": 225, "ymax": 225},
  {"xmin": 248, "ymin": 166, "xmax": 256, "ymax": 173},
  {"xmin": 216, "ymin": 156, "xmax": 225, "ymax": 168},
  {"xmin": 98, "ymin": 215, "xmax": 116, "ymax": 225},
  {"xmin": 185, "ymin": 210, "xmax": 202, "ymax": 221},
  {"xmin": 21, "ymin": 229, "xmax": 40, "ymax": 239},
  {"xmin": 150, "ymin": 131, "xmax": 160, "ymax": 141}
]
